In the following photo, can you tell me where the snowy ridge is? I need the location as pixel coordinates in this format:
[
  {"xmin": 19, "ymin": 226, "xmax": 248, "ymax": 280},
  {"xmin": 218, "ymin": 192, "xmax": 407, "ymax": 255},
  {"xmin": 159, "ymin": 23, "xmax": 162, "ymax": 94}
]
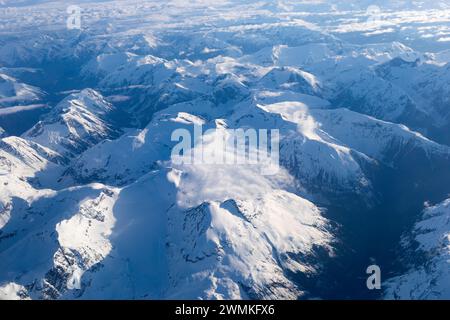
[
  {"xmin": 24, "ymin": 89, "xmax": 121, "ymax": 158},
  {"xmin": 376, "ymin": 58, "xmax": 450, "ymax": 127},
  {"xmin": 0, "ymin": 184, "xmax": 118, "ymax": 299},
  {"xmin": 0, "ymin": 135, "xmax": 65, "ymax": 229},
  {"xmin": 258, "ymin": 67, "xmax": 321, "ymax": 96},
  {"xmin": 0, "ymin": 167, "xmax": 333, "ymax": 300},
  {"xmin": 0, "ymin": 73, "xmax": 44, "ymax": 108},
  {"xmin": 308, "ymin": 108, "xmax": 450, "ymax": 164},
  {"xmin": 98, "ymin": 55, "xmax": 174, "ymax": 88},
  {"xmin": 384, "ymin": 199, "xmax": 450, "ymax": 300},
  {"xmin": 71, "ymin": 88, "xmax": 450, "ymax": 200},
  {"xmin": 166, "ymin": 192, "xmax": 331, "ymax": 299},
  {"xmin": 0, "ymin": 136, "xmax": 65, "ymax": 175}
]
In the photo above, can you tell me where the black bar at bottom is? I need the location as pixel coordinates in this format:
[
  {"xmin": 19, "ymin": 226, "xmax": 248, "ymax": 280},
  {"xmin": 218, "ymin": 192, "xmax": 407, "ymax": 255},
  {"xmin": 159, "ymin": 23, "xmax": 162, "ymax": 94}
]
[{"xmin": 0, "ymin": 300, "xmax": 447, "ymax": 319}]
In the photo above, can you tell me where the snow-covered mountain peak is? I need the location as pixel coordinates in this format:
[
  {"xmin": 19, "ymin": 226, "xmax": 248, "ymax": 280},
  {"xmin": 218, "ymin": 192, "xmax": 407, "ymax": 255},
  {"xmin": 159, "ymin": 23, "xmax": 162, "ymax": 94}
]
[
  {"xmin": 99, "ymin": 54, "xmax": 175, "ymax": 87},
  {"xmin": 258, "ymin": 66, "xmax": 321, "ymax": 95},
  {"xmin": 81, "ymin": 52, "xmax": 139, "ymax": 79},
  {"xmin": 23, "ymin": 89, "xmax": 121, "ymax": 157},
  {"xmin": 356, "ymin": 41, "xmax": 423, "ymax": 64},
  {"xmin": 212, "ymin": 73, "xmax": 250, "ymax": 105},
  {"xmin": 0, "ymin": 136, "xmax": 65, "ymax": 170},
  {"xmin": 54, "ymin": 89, "xmax": 113, "ymax": 114}
]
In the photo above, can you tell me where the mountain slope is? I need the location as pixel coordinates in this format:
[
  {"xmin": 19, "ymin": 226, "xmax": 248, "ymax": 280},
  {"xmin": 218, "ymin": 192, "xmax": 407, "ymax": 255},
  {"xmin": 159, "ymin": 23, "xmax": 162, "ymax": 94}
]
[
  {"xmin": 384, "ymin": 199, "xmax": 450, "ymax": 300},
  {"xmin": 376, "ymin": 58, "xmax": 450, "ymax": 127},
  {"xmin": 0, "ymin": 135, "xmax": 66, "ymax": 229},
  {"xmin": 0, "ymin": 73, "xmax": 44, "ymax": 108},
  {"xmin": 24, "ymin": 89, "xmax": 122, "ymax": 158},
  {"xmin": 0, "ymin": 166, "xmax": 333, "ymax": 300}
]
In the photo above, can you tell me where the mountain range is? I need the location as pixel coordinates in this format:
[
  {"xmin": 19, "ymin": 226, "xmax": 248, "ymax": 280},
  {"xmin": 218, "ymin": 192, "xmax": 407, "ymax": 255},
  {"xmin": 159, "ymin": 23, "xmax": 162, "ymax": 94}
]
[{"xmin": 0, "ymin": 0, "xmax": 449, "ymax": 300}]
